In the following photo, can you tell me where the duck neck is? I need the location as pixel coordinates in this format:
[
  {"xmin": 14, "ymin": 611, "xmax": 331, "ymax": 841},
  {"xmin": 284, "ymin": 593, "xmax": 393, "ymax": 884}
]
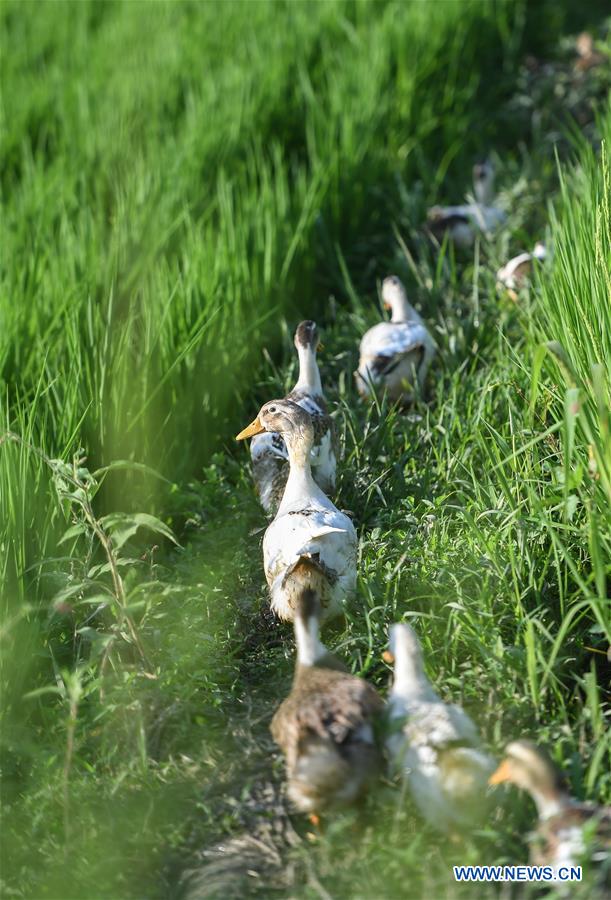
[
  {"xmin": 389, "ymin": 296, "xmax": 412, "ymax": 323},
  {"xmin": 295, "ymin": 614, "xmax": 326, "ymax": 667},
  {"xmin": 474, "ymin": 177, "xmax": 493, "ymax": 206},
  {"xmin": 281, "ymin": 428, "xmax": 318, "ymax": 502},
  {"xmin": 294, "ymin": 344, "xmax": 322, "ymax": 395},
  {"xmin": 391, "ymin": 655, "xmax": 436, "ymax": 704},
  {"xmin": 528, "ymin": 784, "xmax": 567, "ymax": 821}
]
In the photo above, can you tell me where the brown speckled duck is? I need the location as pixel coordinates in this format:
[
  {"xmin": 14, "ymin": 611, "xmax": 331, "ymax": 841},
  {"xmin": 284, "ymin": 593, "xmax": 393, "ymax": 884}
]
[
  {"xmin": 271, "ymin": 588, "xmax": 383, "ymax": 817},
  {"xmin": 249, "ymin": 321, "xmax": 336, "ymax": 516},
  {"xmin": 490, "ymin": 741, "xmax": 611, "ymax": 870}
]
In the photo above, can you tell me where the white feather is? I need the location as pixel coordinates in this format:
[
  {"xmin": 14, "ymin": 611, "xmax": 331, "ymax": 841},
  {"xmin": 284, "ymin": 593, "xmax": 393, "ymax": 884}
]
[
  {"xmin": 357, "ymin": 321, "xmax": 435, "ymax": 401},
  {"xmin": 263, "ymin": 501, "xmax": 356, "ymax": 620},
  {"xmin": 386, "ymin": 624, "xmax": 494, "ymax": 830},
  {"xmin": 497, "ymin": 243, "xmax": 546, "ymax": 291}
]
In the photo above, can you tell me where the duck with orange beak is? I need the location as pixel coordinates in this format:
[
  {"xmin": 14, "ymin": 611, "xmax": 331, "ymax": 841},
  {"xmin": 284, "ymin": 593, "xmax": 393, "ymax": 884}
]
[
  {"xmin": 384, "ymin": 622, "xmax": 495, "ymax": 832},
  {"xmin": 489, "ymin": 741, "xmax": 611, "ymax": 874},
  {"xmin": 237, "ymin": 399, "xmax": 356, "ymax": 623},
  {"xmin": 356, "ymin": 276, "xmax": 435, "ymax": 405}
]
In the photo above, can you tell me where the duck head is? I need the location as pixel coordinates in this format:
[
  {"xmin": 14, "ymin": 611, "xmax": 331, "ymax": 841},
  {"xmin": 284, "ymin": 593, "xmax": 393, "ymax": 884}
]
[
  {"xmin": 236, "ymin": 398, "xmax": 313, "ymax": 440},
  {"xmin": 293, "ymin": 320, "xmax": 323, "ymax": 394},
  {"xmin": 385, "ymin": 621, "xmax": 424, "ymax": 665},
  {"xmin": 532, "ymin": 241, "xmax": 547, "ymax": 261},
  {"xmin": 294, "ymin": 320, "xmax": 320, "ymax": 352},
  {"xmin": 237, "ymin": 399, "xmax": 315, "ymax": 464},
  {"xmin": 473, "ymin": 158, "xmax": 495, "ymax": 206},
  {"xmin": 489, "ymin": 740, "xmax": 569, "ymax": 819}
]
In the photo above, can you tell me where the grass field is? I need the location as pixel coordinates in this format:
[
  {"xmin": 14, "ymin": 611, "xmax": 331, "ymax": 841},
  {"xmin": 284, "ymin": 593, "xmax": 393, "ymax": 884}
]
[{"xmin": 1, "ymin": 1, "xmax": 610, "ymax": 898}]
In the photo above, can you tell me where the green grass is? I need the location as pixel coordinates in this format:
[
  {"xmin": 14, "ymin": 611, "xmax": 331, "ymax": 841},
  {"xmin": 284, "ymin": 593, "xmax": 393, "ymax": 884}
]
[{"xmin": 1, "ymin": 1, "xmax": 610, "ymax": 898}]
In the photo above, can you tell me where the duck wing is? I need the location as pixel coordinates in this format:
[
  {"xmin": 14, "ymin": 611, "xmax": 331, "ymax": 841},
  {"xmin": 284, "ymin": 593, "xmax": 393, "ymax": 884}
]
[
  {"xmin": 402, "ymin": 701, "xmax": 480, "ymax": 750},
  {"xmin": 265, "ymin": 508, "xmax": 354, "ymax": 563},
  {"xmin": 360, "ymin": 322, "xmax": 432, "ymax": 369},
  {"xmin": 271, "ymin": 667, "xmax": 383, "ymax": 760},
  {"xmin": 533, "ymin": 804, "xmax": 611, "ymax": 868}
]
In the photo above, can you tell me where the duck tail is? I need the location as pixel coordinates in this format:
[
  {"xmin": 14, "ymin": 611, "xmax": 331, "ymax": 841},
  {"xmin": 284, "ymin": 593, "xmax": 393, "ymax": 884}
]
[
  {"xmin": 289, "ymin": 735, "xmax": 348, "ymax": 811},
  {"xmin": 281, "ymin": 553, "xmax": 329, "ymax": 595},
  {"xmin": 440, "ymin": 747, "xmax": 496, "ymax": 823}
]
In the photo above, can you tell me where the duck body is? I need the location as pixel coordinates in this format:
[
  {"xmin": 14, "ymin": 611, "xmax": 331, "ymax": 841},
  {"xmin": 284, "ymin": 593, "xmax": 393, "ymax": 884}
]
[
  {"xmin": 532, "ymin": 803, "xmax": 611, "ymax": 870},
  {"xmin": 263, "ymin": 496, "xmax": 356, "ymax": 622},
  {"xmin": 356, "ymin": 276, "xmax": 435, "ymax": 404},
  {"xmin": 496, "ymin": 242, "xmax": 546, "ymax": 296},
  {"xmin": 271, "ymin": 589, "xmax": 383, "ymax": 814},
  {"xmin": 387, "ymin": 698, "xmax": 494, "ymax": 830},
  {"xmin": 385, "ymin": 623, "xmax": 494, "ymax": 831},
  {"xmin": 250, "ymin": 321, "xmax": 336, "ymax": 516},
  {"xmin": 428, "ymin": 203, "xmax": 506, "ymax": 248},
  {"xmin": 427, "ymin": 160, "xmax": 506, "ymax": 248},
  {"xmin": 238, "ymin": 399, "xmax": 356, "ymax": 623}
]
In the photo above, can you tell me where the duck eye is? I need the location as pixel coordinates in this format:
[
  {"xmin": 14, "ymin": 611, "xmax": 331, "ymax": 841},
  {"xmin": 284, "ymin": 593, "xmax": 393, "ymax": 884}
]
[{"xmin": 268, "ymin": 405, "xmax": 277, "ymax": 413}]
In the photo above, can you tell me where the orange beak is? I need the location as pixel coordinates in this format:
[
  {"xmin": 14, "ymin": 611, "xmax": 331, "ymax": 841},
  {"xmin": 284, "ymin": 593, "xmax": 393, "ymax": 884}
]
[
  {"xmin": 236, "ymin": 417, "xmax": 265, "ymax": 440},
  {"xmin": 382, "ymin": 650, "xmax": 394, "ymax": 664},
  {"xmin": 383, "ymin": 302, "xmax": 392, "ymax": 311},
  {"xmin": 488, "ymin": 759, "xmax": 512, "ymax": 786}
]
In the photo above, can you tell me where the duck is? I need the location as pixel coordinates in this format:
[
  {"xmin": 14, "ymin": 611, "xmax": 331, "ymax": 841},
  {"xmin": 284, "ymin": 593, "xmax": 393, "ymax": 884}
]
[
  {"xmin": 496, "ymin": 242, "xmax": 546, "ymax": 300},
  {"xmin": 574, "ymin": 32, "xmax": 607, "ymax": 73},
  {"xmin": 355, "ymin": 275, "xmax": 435, "ymax": 405},
  {"xmin": 489, "ymin": 740, "xmax": 611, "ymax": 870},
  {"xmin": 383, "ymin": 622, "xmax": 495, "ymax": 832},
  {"xmin": 270, "ymin": 587, "xmax": 384, "ymax": 816},
  {"xmin": 427, "ymin": 159, "xmax": 506, "ymax": 249},
  {"xmin": 237, "ymin": 399, "xmax": 356, "ymax": 622},
  {"xmin": 249, "ymin": 320, "xmax": 336, "ymax": 516}
]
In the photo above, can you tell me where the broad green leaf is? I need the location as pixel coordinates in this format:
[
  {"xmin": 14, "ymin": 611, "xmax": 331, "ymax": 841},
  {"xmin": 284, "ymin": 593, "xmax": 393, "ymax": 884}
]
[{"xmin": 58, "ymin": 523, "xmax": 88, "ymax": 545}]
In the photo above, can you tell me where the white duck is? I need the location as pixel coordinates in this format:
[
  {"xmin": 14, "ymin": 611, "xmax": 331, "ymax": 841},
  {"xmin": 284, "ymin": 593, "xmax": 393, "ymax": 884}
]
[
  {"xmin": 237, "ymin": 399, "xmax": 356, "ymax": 622},
  {"xmin": 355, "ymin": 275, "xmax": 435, "ymax": 405},
  {"xmin": 250, "ymin": 321, "xmax": 336, "ymax": 516},
  {"xmin": 384, "ymin": 623, "xmax": 495, "ymax": 832},
  {"xmin": 427, "ymin": 159, "xmax": 506, "ymax": 249},
  {"xmin": 496, "ymin": 242, "xmax": 547, "ymax": 299}
]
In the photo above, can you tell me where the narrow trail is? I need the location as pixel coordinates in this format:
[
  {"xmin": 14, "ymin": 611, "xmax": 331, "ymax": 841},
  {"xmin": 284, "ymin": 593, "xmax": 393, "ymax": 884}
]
[{"xmin": 157, "ymin": 523, "xmax": 316, "ymax": 898}]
